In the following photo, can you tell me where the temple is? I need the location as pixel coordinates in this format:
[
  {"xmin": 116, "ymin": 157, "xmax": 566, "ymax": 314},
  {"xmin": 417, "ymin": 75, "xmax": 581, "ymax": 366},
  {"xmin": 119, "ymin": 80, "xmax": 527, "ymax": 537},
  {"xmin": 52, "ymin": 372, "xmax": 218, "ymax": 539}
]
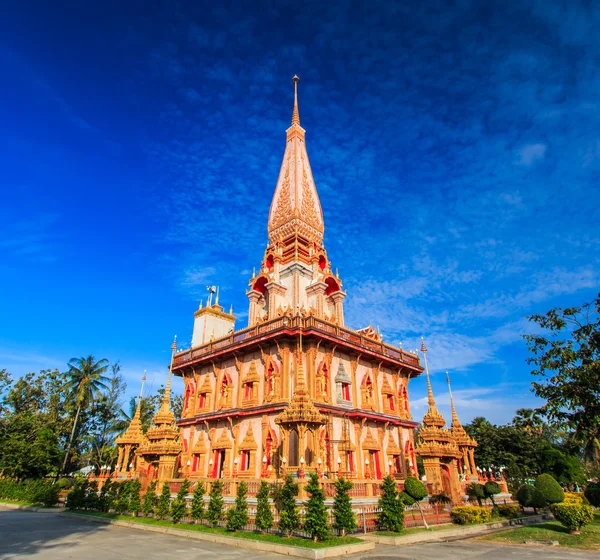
[{"xmin": 112, "ymin": 77, "xmax": 489, "ymax": 503}]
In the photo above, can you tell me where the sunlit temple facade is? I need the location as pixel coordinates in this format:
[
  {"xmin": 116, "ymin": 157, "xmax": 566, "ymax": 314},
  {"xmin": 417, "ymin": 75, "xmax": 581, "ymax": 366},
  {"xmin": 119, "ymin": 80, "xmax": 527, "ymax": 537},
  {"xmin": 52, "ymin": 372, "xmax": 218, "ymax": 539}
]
[{"xmin": 113, "ymin": 77, "xmax": 482, "ymax": 502}]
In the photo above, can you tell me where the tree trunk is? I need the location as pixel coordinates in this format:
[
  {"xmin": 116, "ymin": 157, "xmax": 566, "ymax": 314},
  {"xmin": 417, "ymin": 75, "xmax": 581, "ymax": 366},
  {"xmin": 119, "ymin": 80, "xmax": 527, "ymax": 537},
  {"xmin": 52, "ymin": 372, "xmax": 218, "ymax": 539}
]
[
  {"xmin": 416, "ymin": 502, "xmax": 429, "ymax": 529},
  {"xmin": 61, "ymin": 403, "xmax": 81, "ymax": 475}
]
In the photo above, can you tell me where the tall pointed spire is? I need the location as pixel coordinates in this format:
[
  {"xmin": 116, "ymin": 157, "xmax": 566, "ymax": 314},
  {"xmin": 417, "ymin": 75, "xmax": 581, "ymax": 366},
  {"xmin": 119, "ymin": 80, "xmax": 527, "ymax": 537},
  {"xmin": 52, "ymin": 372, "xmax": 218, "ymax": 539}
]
[
  {"xmin": 420, "ymin": 337, "xmax": 446, "ymax": 428},
  {"xmin": 132, "ymin": 371, "xmax": 146, "ymax": 421},
  {"xmin": 291, "ymin": 75, "xmax": 300, "ymax": 125},
  {"xmin": 268, "ymin": 76, "xmax": 324, "ymax": 244},
  {"xmin": 163, "ymin": 335, "xmax": 177, "ymax": 406},
  {"xmin": 446, "ymin": 371, "xmax": 460, "ymax": 426},
  {"xmin": 421, "ymin": 338, "xmax": 435, "ymax": 407}
]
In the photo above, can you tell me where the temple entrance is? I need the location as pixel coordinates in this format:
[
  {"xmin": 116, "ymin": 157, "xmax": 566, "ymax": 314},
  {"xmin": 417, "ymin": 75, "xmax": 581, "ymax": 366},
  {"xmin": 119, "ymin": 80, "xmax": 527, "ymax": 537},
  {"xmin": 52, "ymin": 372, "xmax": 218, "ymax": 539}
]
[
  {"xmin": 212, "ymin": 449, "xmax": 225, "ymax": 478},
  {"xmin": 441, "ymin": 464, "xmax": 452, "ymax": 496}
]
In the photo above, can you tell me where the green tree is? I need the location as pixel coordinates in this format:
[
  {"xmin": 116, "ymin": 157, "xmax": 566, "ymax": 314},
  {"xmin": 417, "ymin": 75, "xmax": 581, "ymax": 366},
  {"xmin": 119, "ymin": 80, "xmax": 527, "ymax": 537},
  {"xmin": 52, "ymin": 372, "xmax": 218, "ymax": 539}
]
[
  {"xmin": 377, "ymin": 475, "xmax": 404, "ymax": 532},
  {"xmin": 170, "ymin": 479, "xmax": 190, "ymax": 524},
  {"xmin": 142, "ymin": 481, "xmax": 158, "ymax": 517},
  {"xmin": 156, "ymin": 483, "xmax": 172, "ymax": 520},
  {"xmin": 278, "ymin": 475, "xmax": 299, "ymax": 537},
  {"xmin": 403, "ymin": 476, "xmax": 429, "ymax": 529},
  {"xmin": 332, "ymin": 477, "xmax": 356, "ymax": 537},
  {"xmin": 255, "ymin": 480, "xmax": 273, "ymax": 532},
  {"xmin": 226, "ymin": 482, "xmax": 249, "ymax": 531},
  {"xmin": 483, "ymin": 481, "xmax": 501, "ymax": 506},
  {"xmin": 467, "ymin": 483, "xmax": 485, "ymax": 506},
  {"xmin": 303, "ymin": 473, "xmax": 329, "ymax": 542},
  {"xmin": 534, "ymin": 474, "xmax": 564, "ymax": 505},
  {"xmin": 115, "ymin": 480, "xmax": 131, "ymax": 514},
  {"xmin": 207, "ymin": 480, "xmax": 224, "ymax": 526},
  {"xmin": 190, "ymin": 481, "xmax": 205, "ymax": 523},
  {"xmin": 524, "ymin": 295, "xmax": 600, "ymax": 468},
  {"xmin": 584, "ymin": 483, "xmax": 600, "ymax": 507},
  {"xmin": 61, "ymin": 356, "xmax": 110, "ymax": 474}
]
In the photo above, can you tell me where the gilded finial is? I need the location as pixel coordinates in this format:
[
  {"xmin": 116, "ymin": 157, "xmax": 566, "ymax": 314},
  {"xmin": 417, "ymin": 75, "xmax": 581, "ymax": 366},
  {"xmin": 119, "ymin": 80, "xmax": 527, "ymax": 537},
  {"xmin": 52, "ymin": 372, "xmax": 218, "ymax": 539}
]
[
  {"xmin": 420, "ymin": 336, "xmax": 427, "ymax": 353},
  {"xmin": 335, "ymin": 267, "xmax": 339, "ymax": 279},
  {"xmin": 229, "ymin": 304, "xmax": 233, "ymax": 315},
  {"xmin": 171, "ymin": 335, "xmax": 177, "ymax": 353},
  {"xmin": 291, "ymin": 75, "xmax": 300, "ymax": 126},
  {"xmin": 421, "ymin": 337, "xmax": 435, "ymax": 407},
  {"xmin": 446, "ymin": 371, "xmax": 460, "ymax": 424},
  {"xmin": 215, "ymin": 286, "xmax": 220, "ymax": 306},
  {"xmin": 252, "ymin": 267, "xmax": 256, "ymax": 279}
]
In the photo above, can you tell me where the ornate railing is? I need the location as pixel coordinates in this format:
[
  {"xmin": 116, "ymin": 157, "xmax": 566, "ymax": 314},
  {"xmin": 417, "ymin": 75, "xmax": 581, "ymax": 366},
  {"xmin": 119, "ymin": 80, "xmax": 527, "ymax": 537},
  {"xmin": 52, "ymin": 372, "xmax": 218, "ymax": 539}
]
[{"xmin": 173, "ymin": 315, "xmax": 421, "ymax": 369}]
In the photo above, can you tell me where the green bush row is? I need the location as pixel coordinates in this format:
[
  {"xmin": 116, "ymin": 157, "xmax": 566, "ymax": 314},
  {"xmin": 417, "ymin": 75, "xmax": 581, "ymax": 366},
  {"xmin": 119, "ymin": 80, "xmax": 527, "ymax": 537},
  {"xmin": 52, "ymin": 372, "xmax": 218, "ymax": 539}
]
[{"xmin": 0, "ymin": 479, "xmax": 59, "ymax": 507}]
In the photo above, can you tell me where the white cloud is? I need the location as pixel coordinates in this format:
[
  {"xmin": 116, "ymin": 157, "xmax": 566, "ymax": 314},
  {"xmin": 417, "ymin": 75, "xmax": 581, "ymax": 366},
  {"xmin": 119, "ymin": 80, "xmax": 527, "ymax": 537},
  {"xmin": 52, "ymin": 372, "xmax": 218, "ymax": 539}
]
[{"xmin": 517, "ymin": 143, "xmax": 547, "ymax": 166}]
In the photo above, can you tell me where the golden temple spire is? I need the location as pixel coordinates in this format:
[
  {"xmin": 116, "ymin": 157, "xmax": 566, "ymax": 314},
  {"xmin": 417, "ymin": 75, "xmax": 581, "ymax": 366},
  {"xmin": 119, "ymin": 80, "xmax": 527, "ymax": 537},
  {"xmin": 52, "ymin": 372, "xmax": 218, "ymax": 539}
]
[
  {"xmin": 421, "ymin": 337, "xmax": 435, "ymax": 407},
  {"xmin": 163, "ymin": 335, "xmax": 177, "ymax": 406},
  {"xmin": 446, "ymin": 371, "xmax": 460, "ymax": 426},
  {"xmin": 132, "ymin": 371, "xmax": 146, "ymax": 420},
  {"xmin": 291, "ymin": 75, "xmax": 300, "ymax": 125}
]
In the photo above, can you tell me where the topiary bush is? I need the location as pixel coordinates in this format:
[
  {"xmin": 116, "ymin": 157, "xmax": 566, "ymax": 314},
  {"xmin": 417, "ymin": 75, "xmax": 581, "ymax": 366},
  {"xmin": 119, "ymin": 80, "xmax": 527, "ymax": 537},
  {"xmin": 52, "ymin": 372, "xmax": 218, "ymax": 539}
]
[
  {"xmin": 142, "ymin": 481, "xmax": 158, "ymax": 517},
  {"xmin": 225, "ymin": 481, "xmax": 249, "ymax": 532},
  {"xmin": 156, "ymin": 483, "xmax": 172, "ymax": 520},
  {"xmin": 535, "ymin": 474, "xmax": 564, "ymax": 506},
  {"xmin": 467, "ymin": 483, "xmax": 485, "ymax": 506},
  {"xmin": 516, "ymin": 484, "xmax": 548, "ymax": 512},
  {"xmin": 584, "ymin": 483, "xmax": 600, "ymax": 508},
  {"xmin": 190, "ymin": 481, "xmax": 205, "ymax": 523},
  {"xmin": 497, "ymin": 503, "xmax": 520, "ymax": 519},
  {"xmin": 207, "ymin": 480, "xmax": 224, "ymax": 527},
  {"xmin": 550, "ymin": 503, "xmax": 594, "ymax": 534},
  {"xmin": 403, "ymin": 476, "xmax": 429, "ymax": 529},
  {"xmin": 563, "ymin": 492, "xmax": 585, "ymax": 504},
  {"xmin": 332, "ymin": 477, "xmax": 356, "ymax": 537},
  {"xmin": 278, "ymin": 475, "xmax": 299, "ymax": 537},
  {"xmin": 170, "ymin": 479, "xmax": 190, "ymax": 524},
  {"xmin": 303, "ymin": 473, "xmax": 329, "ymax": 542},
  {"xmin": 484, "ymin": 481, "xmax": 501, "ymax": 506},
  {"xmin": 255, "ymin": 481, "xmax": 273, "ymax": 532},
  {"xmin": 451, "ymin": 505, "xmax": 492, "ymax": 525}
]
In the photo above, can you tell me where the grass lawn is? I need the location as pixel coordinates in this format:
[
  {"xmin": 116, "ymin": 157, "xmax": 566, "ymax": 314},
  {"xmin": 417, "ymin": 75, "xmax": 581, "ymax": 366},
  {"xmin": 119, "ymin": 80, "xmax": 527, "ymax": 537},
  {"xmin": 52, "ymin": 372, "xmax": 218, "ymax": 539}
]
[
  {"xmin": 0, "ymin": 498, "xmax": 36, "ymax": 507},
  {"xmin": 477, "ymin": 513, "xmax": 600, "ymax": 551},
  {"xmin": 69, "ymin": 510, "xmax": 363, "ymax": 549}
]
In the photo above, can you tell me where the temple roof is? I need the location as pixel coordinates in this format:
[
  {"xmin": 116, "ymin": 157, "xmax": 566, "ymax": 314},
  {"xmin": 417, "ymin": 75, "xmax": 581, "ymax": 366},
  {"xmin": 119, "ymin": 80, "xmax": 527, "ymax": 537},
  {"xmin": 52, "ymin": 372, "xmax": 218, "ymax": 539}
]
[{"xmin": 268, "ymin": 76, "xmax": 324, "ymax": 244}]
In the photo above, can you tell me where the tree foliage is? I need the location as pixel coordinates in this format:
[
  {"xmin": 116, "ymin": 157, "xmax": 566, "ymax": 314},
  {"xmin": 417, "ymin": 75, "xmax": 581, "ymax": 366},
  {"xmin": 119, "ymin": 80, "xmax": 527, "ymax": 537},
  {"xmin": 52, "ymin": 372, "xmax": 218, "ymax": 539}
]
[
  {"xmin": 278, "ymin": 475, "xmax": 299, "ymax": 537},
  {"xmin": 142, "ymin": 481, "xmax": 158, "ymax": 517},
  {"xmin": 170, "ymin": 479, "xmax": 190, "ymax": 524},
  {"xmin": 332, "ymin": 477, "xmax": 356, "ymax": 536},
  {"xmin": 226, "ymin": 481, "xmax": 249, "ymax": 531},
  {"xmin": 377, "ymin": 475, "xmax": 404, "ymax": 532},
  {"xmin": 303, "ymin": 473, "xmax": 329, "ymax": 542},
  {"xmin": 156, "ymin": 483, "xmax": 172, "ymax": 520},
  {"xmin": 207, "ymin": 480, "xmax": 224, "ymax": 526},
  {"xmin": 534, "ymin": 473, "xmax": 564, "ymax": 505},
  {"xmin": 255, "ymin": 481, "xmax": 273, "ymax": 532},
  {"xmin": 524, "ymin": 294, "xmax": 600, "ymax": 468},
  {"xmin": 190, "ymin": 481, "xmax": 205, "ymax": 522}
]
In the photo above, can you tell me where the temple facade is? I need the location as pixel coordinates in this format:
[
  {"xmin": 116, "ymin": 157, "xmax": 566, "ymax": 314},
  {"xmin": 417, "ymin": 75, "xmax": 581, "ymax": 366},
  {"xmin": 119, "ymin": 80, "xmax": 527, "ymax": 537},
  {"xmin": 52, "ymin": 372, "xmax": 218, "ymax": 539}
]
[{"xmin": 113, "ymin": 77, "xmax": 483, "ymax": 503}]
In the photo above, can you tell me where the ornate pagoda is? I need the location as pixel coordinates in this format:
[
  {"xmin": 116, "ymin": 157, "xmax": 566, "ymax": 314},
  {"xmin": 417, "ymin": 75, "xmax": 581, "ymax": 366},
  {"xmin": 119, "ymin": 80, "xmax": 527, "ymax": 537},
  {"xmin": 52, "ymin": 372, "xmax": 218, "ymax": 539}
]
[{"xmin": 166, "ymin": 76, "xmax": 424, "ymax": 486}]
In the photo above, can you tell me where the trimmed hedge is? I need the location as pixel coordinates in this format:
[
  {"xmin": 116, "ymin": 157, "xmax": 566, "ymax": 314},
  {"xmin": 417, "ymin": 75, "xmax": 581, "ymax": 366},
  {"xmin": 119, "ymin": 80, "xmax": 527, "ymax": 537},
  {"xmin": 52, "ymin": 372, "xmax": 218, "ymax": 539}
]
[
  {"xmin": 550, "ymin": 503, "xmax": 594, "ymax": 533},
  {"xmin": 535, "ymin": 474, "xmax": 564, "ymax": 505},
  {"xmin": 563, "ymin": 492, "xmax": 585, "ymax": 504},
  {"xmin": 496, "ymin": 503, "xmax": 520, "ymax": 519},
  {"xmin": 584, "ymin": 483, "xmax": 600, "ymax": 508},
  {"xmin": 0, "ymin": 479, "xmax": 59, "ymax": 507},
  {"xmin": 450, "ymin": 505, "xmax": 492, "ymax": 525}
]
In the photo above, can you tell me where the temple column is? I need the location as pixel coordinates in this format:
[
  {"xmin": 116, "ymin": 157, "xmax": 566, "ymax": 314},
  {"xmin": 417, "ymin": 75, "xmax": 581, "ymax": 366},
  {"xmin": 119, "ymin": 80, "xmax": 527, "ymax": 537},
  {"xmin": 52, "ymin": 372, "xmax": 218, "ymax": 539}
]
[
  {"xmin": 330, "ymin": 292, "xmax": 346, "ymax": 327},
  {"xmin": 247, "ymin": 291, "xmax": 261, "ymax": 326}
]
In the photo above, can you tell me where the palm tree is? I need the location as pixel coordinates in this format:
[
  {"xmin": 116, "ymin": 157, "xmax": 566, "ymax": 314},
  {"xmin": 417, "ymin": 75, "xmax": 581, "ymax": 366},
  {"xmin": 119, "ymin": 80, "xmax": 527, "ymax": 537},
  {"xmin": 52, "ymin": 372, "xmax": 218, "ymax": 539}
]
[{"xmin": 60, "ymin": 356, "xmax": 110, "ymax": 474}]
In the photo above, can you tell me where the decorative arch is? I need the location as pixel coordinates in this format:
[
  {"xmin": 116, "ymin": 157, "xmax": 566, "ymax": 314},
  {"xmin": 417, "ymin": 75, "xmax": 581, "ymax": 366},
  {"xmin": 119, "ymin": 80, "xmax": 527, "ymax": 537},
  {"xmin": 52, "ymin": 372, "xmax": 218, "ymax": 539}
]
[
  {"xmin": 183, "ymin": 379, "xmax": 196, "ymax": 414},
  {"xmin": 360, "ymin": 373, "xmax": 375, "ymax": 410},
  {"xmin": 218, "ymin": 371, "xmax": 233, "ymax": 409},
  {"xmin": 316, "ymin": 358, "xmax": 331, "ymax": 401},
  {"xmin": 325, "ymin": 276, "xmax": 340, "ymax": 295},
  {"xmin": 252, "ymin": 275, "xmax": 268, "ymax": 295}
]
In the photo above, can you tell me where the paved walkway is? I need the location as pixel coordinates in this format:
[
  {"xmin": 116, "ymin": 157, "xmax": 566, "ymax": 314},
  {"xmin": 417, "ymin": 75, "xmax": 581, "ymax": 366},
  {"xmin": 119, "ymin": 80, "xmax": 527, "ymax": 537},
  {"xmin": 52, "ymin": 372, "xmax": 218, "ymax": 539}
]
[{"xmin": 1, "ymin": 507, "xmax": 598, "ymax": 560}]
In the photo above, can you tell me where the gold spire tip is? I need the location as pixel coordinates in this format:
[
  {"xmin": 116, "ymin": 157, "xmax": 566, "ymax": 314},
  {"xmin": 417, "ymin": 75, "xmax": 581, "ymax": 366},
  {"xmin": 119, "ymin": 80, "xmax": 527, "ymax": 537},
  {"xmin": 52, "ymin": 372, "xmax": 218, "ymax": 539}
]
[{"xmin": 291, "ymin": 75, "xmax": 300, "ymax": 126}]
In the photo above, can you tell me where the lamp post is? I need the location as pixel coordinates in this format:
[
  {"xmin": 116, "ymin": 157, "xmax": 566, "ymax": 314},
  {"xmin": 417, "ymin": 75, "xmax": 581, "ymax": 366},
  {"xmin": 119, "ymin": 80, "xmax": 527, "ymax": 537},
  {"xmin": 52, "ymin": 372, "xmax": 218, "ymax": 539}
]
[
  {"xmin": 337, "ymin": 457, "xmax": 342, "ymax": 478},
  {"xmin": 233, "ymin": 457, "xmax": 239, "ymax": 478},
  {"xmin": 317, "ymin": 457, "xmax": 322, "ymax": 478},
  {"xmin": 365, "ymin": 458, "xmax": 371, "ymax": 480},
  {"xmin": 299, "ymin": 456, "xmax": 305, "ymax": 479},
  {"xmin": 209, "ymin": 458, "xmax": 214, "ymax": 478},
  {"xmin": 262, "ymin": 455, "xmax": 268, "ymax": 477},
  {"xmin": 282, "ymin": 456, "xmax": 287, "ymax": 477},
  {"xmin": 388, "ymin": 459, "xmax": 394, "ymax": 477}
]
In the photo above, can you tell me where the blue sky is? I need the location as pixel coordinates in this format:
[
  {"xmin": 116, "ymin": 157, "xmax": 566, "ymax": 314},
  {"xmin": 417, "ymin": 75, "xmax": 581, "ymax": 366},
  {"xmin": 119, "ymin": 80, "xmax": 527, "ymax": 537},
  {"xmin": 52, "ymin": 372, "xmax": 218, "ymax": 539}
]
[{"xmin": 1, "ymin": 1, "xmax": 598, "ymax": 425}]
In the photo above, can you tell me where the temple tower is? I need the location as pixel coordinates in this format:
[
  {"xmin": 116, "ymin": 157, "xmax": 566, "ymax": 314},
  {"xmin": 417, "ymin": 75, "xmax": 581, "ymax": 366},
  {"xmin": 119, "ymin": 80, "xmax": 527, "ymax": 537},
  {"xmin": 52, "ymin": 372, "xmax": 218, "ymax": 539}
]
[{"xmin": 415, "ymin": 339, "xmax": 462, "ymax": 503}]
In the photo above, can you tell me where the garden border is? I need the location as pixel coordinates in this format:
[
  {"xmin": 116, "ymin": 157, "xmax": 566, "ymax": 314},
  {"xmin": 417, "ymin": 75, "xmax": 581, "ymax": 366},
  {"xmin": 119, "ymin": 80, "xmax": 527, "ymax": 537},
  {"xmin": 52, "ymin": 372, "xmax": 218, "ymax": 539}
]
[
  {"xmin": 61, "ymin": 512, "xmax": 375, "ymax": 559},
  {"xmin": 360, "ymin": 513, "xmax": 551, "ymax": 545}
]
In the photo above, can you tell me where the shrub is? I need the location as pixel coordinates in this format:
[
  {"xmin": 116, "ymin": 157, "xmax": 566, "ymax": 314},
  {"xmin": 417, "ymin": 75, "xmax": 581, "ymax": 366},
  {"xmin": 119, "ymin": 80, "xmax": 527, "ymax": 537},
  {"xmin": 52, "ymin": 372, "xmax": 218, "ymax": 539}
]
[
  {"xmin": 255, "ymin": 481, "xmax": 273, "ymax": 532},
  {"xmin": 467, "ymin": 483, "xmax": 485, "ymax": 506},
  {"xmin": 377, "ymin": 475, "xmax": 404, "ymax": 532},
  {"xmin": 403, "ymin": 476, "xmax": 430, "ymax": 528},
  {"xmin": 430, "ymin": 492, "xmax": 452, "ymax": 505},
  {"xmin": 451, "ymin": 506, "xmax": 492, "ymax": 525},
  {"xmin": 85, "ymin": 480, "xmax": 100, "ymax": 510},
  {"xmin": 484, "ymin": 481, "xmax": 501, "ymax": 506},
  {"xmin": 516, "ymin": 484, "xmax": 546, "ymax": 511},
  {"xmin": 156, "ymin": 483, "xmax": 172, "ymax": 520},
  {"xmin": 142, "ymin": 481, "xmax": 158, "ymax": 517},
  {"xmin": 550, "ymin": 503, "xmax": 594, "ymax": 533},
  {"xmin": 128, "ymin": 480, "xmax": 142, "ymax": 516},
  {"xmin": 66, "ymin": 479, "xmax": 88, "ymax": 510},
  {"xmin": 332, "ymin": 477, "xmax": 356, "ymax": 537},
  {"xmin": 207, "ymin": 480, "xmax": 224, "ymax": 527},
  {"xmin": 278, "ymin": 475, "xmax": 299, "ymax": 537},
  {"xmin": 190, "ymin": 481, "xmax": 205, "ymax": 523},
  {"xmin": 399, "ymin": 491, "xmax": 415, "ymax": 506},
  {"xmin": 57, "ymin": 477, "xmax": 74, "ymax": 490},
  {"xmin": 497, "ymin": 504, "xmax": 520, "ymax": 519},
  {"xmin": 115, "ymin": 480, "xmax": 131, "ymax": 514},
  {"xmin": 563, "ymin": 492, "xmax": 584, "ymax": 504},
  {"xmin": 584, "ymin": 483, "xmax": 600, "ymax": 508},
  {"xmin": 170, "ymin": 479, "xmax": 190, "ymax": 524},
  {"xmin": 303, "ymin": 473, "xmax": 329, "ymax": 542},
  {"xmin": 226, "ymin": 482, "xmax": 249, "ymax": 531},
  {"xmin": 535, "ymin": 474, "xmax": 564, "ymax": 506}
]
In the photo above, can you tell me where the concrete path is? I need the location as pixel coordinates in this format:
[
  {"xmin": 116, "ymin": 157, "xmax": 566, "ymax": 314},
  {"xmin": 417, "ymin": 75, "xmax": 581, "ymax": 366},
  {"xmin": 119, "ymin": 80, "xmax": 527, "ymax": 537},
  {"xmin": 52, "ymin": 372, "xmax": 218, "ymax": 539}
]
[{"xmin": 1, "ymin": 507, "xmax": 598, "ymax": 560}]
